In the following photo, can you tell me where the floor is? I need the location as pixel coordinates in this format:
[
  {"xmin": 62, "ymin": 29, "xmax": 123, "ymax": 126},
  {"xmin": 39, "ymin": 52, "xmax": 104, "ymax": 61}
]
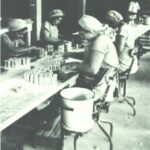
[
  {"xmin": 1, "ymin": 52, "xmax": 150, "ymax": 150},
  {"xmin": 61, "ymin": 52, "xmax": 150, "ymax": 150}
]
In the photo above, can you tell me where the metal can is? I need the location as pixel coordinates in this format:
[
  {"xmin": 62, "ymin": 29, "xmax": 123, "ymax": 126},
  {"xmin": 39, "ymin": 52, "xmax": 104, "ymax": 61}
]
[
  {"xmin": 52, "ymin": 74, "xmax": 57, "ymax": 85},
  {"xmin": 27, "ymin": 57, "xmax": 31, "ymax": 64},
  {"xmin": 65, "ymin": 41, "xmax": 72, "ymax": 51},
  {"xmin": 15, "ymin": 58, "xmax": 20, "ymax": 67},
  {"xmin": 43, "ymin": 74, "xmax": 48, "ymax": 85},
  {"xmin": 44, "ymin": 51, "xmax": 48, "ymax": 58},
  {"xmin": 48, "ymin": 65, "xmax": 52, "ymax": 71},
  {"xmin": 24, "ymin": 72, "xmax": 30, "ymax": 82},
  {"xmin": 18, "ymin": 58, "xmax": 22, "ymax": 66},
  {"xmin": 75, "ymin": 44, "xmax": 79, "ymax": 49},
  {"xmin": 48, "ymin": 45, "xmax": 54, "ymax": 52},
  {"xmin": 9, "ymin": 59, "xmax": 14, "ymax": 68},
  {"xmin": 29, "ymin": 73, "xmax": 34, "ymax": 84},
  {"xmin": 56, "ymin": 61, "xmax": 61, "ymax": 70},
  {"xmin": 4, "ymin": 60, "xmax": 8, "ymax": 69},
  {"xmin": 58, "ymin": 44, "xmax": 65, "ymax": 53},
  {"xmin": 22, "ymin": 57, "xmax": 27, "ymax": 65},
  {"xmin": 39, "ymin": 73, "xmax": 44, "ymax": 85},
  {"xmin": 21, "ymin": 57, "xmax": 24, "ymax": 65},
  {"xmin": 46, "ymin": 73, "xmax": 51, "ymax": 85},
  {"xmin": 33, "ymin": 73, "xmax": 39, "ymax": 85}
]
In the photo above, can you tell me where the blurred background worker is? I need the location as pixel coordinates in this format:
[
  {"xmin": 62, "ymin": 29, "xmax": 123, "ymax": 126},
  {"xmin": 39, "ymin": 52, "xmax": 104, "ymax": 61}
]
[
  {"xmin": 40, "ymin": 9, "xmax": 65, "ymax": 46},
  {"xmin": 105, "ymin": 10, "xmax": 124, "ymax": 30},
  {"xmin": 103, "ymin": 10, "xmax": 124, "ymax": 46},
  {"xmin": 1, "ymin": 18, "xmax": 41, "ymax": 61},
  {"xmin": 73, "ymin": 15, "xmax": 118, "ymax": 110},
  {"xmin": 117, "ymin": 1, "xmax": 141, "ymax": 73}
]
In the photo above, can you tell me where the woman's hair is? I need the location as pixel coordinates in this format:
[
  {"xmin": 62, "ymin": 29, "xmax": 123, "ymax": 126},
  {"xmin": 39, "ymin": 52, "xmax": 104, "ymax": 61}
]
[{"xmin": 105, "ymin": 10, "xmax": 123, "ymax": 28}]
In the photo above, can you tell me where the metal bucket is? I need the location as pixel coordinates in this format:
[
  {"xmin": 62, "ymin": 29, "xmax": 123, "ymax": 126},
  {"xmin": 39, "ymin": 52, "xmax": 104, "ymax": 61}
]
[
  {"xmin": 143, "ymin": 15, "xmax": 150, "ymax": 25},
  {"xmin": 60, "ymin": 87, "xmax": 95, "ymax": 132}
]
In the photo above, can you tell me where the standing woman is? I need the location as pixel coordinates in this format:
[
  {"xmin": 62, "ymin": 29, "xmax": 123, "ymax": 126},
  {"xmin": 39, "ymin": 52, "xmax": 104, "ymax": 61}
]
[
  {"xmin": 117, "ymin": 1, "xmax": 140, "ymax": 73},
  {"xmin": 75, "ymin": 15, "xmax": 118, "ymax": 104},
  {"xmin": 40, "ymin": 9, "xmax": 65, "ymax": 45}
]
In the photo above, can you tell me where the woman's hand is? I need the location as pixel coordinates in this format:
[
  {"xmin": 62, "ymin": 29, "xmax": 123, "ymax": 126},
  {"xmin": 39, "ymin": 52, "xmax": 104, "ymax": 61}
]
[
  {"xmin": 129, "ymin": 46, "xmax": 139, "ymax": 57},
  {"xmin": 64, "ymin": 62, "xmax": 79, "ymax": 71}
]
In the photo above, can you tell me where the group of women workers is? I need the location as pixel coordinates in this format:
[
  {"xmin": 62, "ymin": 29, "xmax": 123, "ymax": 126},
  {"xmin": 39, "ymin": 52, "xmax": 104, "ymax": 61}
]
[
  {"xmin": 75, "ymin": 1, "xmax": 142, "ymax": 107},
  {"xmin": 1, "ymin": 1, "xmax": 146, "ymax": 107}
]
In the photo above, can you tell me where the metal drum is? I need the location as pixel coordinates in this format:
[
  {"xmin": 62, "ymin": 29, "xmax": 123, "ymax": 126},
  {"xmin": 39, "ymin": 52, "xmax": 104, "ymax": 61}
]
[{"xmin": 60, "ymin": 87, "xmax": 95, "ymax": 132}]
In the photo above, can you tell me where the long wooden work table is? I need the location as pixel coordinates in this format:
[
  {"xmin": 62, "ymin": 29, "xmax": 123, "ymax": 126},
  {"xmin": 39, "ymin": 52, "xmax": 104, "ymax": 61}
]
[{"xmin": 0, "ymin": 58, "xmax": 79, "ymax": 132}]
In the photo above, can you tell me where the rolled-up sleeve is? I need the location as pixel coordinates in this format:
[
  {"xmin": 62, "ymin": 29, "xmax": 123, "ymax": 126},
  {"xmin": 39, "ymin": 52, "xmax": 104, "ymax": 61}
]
[
  {"xmin": 91, "ymin": 35, "xmax": 108, "ymax": 54},
  {"xmin": 119, "ymin": 24, "xmax": 129, "ymax": 37},
  {"xmin": 40, "ymin": 22, "xmax": 51, "ymax": 40}
]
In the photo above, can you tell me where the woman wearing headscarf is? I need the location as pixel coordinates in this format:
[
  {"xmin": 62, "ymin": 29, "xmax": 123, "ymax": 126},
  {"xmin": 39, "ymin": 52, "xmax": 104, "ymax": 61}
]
[
  {"xmin": 1, "ymin": 18, "xmax": 41, "ymax": 61},
  {"xmin": 104, "ymin": 10, "xmax": 124, "ymax": 45},
  {"xmin": 74, "ymin": 15, "xmax": 119, "ymax": 106},
  {"xmin": 105, "ymin": 10, "xmax": 124, "ymax": 30},
  {"xmin": 40, "ymin": 9, "xmax": 65, "ymax": 45}
]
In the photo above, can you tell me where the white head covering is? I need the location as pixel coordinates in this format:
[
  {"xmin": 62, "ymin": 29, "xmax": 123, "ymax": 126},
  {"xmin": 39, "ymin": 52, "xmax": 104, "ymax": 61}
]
[
  {"xmin": 106, "ymin": 10, "xmax": 123, "ymax": 23},
  {"xmin": 128, "ymin": 1, "xmax": 140, "ymax": 13},
  {"xmin": 78, "ymin": 15, "xmax": 103, "ymax": 33},
  {"xmin": 49, "ymin": 9, "xmax": 65, "ymax": 18},
  {"xmin": 8, "ymin": 19, "xmax": 27, "ymax": 32}
]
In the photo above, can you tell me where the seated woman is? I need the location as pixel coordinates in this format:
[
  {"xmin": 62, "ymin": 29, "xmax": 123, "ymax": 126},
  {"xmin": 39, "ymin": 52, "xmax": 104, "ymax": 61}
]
[
  {"xmin": 105, "ymin": 10, "xmax": 124, "ymax": 30},
  {"xmin": 104, "ymin": 10, "xmax": 124, "ymax": 46},
  {"xmin": 74, "ymin": 15, "xmax": 119, "ymax": 105},
  {"xmin": 1, "ymin": 18, "xmax": 41, "ymax": 61},
  {"xmin": 40, "ymin": 9, "xmax": 65, "ymax": 46}
]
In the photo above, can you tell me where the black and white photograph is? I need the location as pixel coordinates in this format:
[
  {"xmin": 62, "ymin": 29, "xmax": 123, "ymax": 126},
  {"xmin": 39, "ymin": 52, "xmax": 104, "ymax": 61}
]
[{"xmin": 0, "ymin": 0, "xmax": 150, "ymax": 150}]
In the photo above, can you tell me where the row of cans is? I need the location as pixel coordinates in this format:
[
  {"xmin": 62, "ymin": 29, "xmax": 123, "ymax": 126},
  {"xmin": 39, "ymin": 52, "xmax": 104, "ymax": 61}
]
[
  {"xmin": 4, "ymin": 57, "xmax": 31, "ymax": 69},
  {"xmin": 45, "ymin": 41, "xmax": 72, "ymax": 53},
  {"xmin": 48, "ymin": 62, "xmax": 62, "ymax": 71},
  {"xmin": 40, "ymin": 51, "xmax": 64, "ymax": 59},
  {"xmin": 24, "ymin": 71, "xmax": 58, "ymax": 86},
  {"xmin": 40, "ymin": 56, "xmax": 63, "ymax": 71},
  {"xmin": 45, "ymin": 55, "xmax": 63, "ymax": 62}
]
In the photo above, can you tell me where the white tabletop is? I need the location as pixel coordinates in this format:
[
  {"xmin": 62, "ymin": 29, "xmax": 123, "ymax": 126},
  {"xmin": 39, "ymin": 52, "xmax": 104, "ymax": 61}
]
[{"xmin": 0, "ymin": 59, "xmax": 79, "ymax": 131}]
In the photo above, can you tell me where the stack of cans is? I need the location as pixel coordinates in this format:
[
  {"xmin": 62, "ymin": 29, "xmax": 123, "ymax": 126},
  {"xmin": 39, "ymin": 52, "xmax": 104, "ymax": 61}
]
[
  {"xmin": 24, "ymin": 68, "xmax": 58, "ymax": 86},
  {"xmin": 4, "ymin": 57, "xmax": 31, "ymax": 70},
  {"xmin": 44, "ymin": 53, "xmax": 64, "ymax": 70},
  {"xmin": 48, "ymin": 60, "xmax": 62, "ymax": 71}
]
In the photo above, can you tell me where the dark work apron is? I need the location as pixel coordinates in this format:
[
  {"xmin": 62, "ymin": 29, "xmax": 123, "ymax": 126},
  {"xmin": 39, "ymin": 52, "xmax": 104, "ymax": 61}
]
[{"xmin": 76, "ymin": 67, "xmax": 109, "ymax": 90}]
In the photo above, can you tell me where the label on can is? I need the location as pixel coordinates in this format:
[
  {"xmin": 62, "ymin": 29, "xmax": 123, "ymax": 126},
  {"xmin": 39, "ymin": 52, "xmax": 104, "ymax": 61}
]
[
  {"xmin": 58, "ymin": 45, "xmax": 65, "ymax": 53},
  {"xmin": 47, "ymin": 45, "xmax": 54, "ymax": 52},
  {"xmin": 65, "ymin": 41, "xmax": 72, "ymax": 51}
]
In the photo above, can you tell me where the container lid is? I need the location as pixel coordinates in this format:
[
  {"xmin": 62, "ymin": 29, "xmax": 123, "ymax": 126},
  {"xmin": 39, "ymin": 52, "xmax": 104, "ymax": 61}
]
[{"xmin": 60, "ymin": 87, "xmax": 94, "ymax": 101}]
